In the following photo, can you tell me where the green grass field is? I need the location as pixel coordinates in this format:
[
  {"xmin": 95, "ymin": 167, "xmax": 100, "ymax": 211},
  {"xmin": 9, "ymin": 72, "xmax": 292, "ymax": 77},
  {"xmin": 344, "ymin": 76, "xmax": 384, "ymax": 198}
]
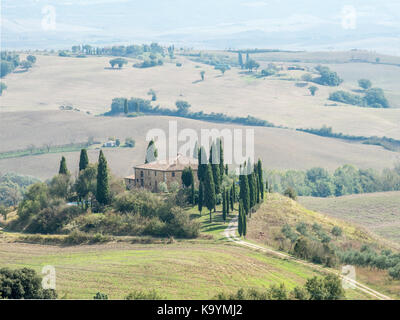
[
  {"xmin": 0, "ymin": 238, "xmax": 325, "ymax": 299},
  {"xmin": 0, "ymin": 201, "xmax": 373, "ymax": 300}
]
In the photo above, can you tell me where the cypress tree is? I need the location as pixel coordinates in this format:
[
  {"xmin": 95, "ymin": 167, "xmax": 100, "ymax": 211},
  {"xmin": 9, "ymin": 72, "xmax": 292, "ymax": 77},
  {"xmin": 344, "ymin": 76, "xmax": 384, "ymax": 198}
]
[
  {"xmin": 197, "ymin": 146, "xmax": 207, "ymax": 181},
  {"xmin": 222, "ymin": 188, "xmax": 227, "ymax": 222},
  {"xmin": 204, "ymin": 164, "xmax": 216, "ymax": 222},
  {"xmin": 209, "ymin": 143, "xmax": 220, "ymax": 195},
  {"xmin": 191, "ymin": 173, "xmax": 195, "ymax": 205},
  {"xmin": 242, "ymin": 209, "xmax": 247, "ymax": 237},
  {"xmin": 230, "ymin": 187, "xmax": 234, "ymax": 211},
  {"xmin": 193, "ymin": 141, "xmax": 199, "ymax": 159},
  {"xmin": 79, "ymin": 149, "xmax": 89, "ymax": 172},
  {"xmin": 97, "ymin": 150, "xmax": 110, "ymax": 205},
  {"xmin": 257, "ymin": 159, "xmax": 264, "ymax": 200},
  {"xmin": 59, "ymin": 156, "xmax": 69, "ymax": 175},
  {"xmin": 225, "ymin": 164, "xmax": 228, "ymax": 175},
  {"xmin": 124, "ymin": 98, "xmax": 128, "ymax": 114},
  {"xmin": 238, "ymin": 200, "xmax": 243, "ymax": 236},
  {"xmin": 238, "ymin": 52, "xmax": 243, "ymax": 69},
  {"xmin": 240, "ymin": 167, "xmax": 250, "ymax": 215},
  {"xmin": 256, "ymin": 173, "xmax": 260, "ymax": 204},
  {"xmin": 232, "ymin": 180, "xmax": 236, "ymax": 203},
  {"xmin": 251, "ymin": 172, "xmax": 258, "ymax": 206},
  {"xmin": 226, "ymin": 189, "xmax": 230, "ymax": 215},
  {"xmin": 219, "ymin": 139, "xmax": 224, "ymax": 181},
  {"xmin": 248, "ymin": 170, "xmax": 255, "ymax": 209},
  {"xmin": 145, "ymin": 140, "xmax": 158, "ymax": 163},
  {"xmin": 198, "ymin": 181, "xmax": 203, "ymax": 215}
]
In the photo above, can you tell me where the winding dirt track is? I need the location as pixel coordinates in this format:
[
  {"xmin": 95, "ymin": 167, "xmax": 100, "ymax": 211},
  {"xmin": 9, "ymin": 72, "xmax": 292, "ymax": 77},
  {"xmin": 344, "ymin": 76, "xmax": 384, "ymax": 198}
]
[{"xmin": 223, "ymin": 217, "xmax": 392, "ymax": 300}]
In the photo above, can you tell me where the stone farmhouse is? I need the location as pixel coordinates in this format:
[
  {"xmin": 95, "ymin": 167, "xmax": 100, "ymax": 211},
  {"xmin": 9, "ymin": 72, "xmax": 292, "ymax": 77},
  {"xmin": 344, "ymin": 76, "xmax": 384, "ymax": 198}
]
[{"xmin": 124, "ymin": 153, "xmax": 198, "ymax": 192}]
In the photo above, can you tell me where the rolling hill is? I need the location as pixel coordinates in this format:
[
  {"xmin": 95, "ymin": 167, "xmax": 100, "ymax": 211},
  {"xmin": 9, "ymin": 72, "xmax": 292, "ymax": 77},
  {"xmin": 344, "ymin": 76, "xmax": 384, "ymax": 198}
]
[
  {"xmin": 1, "ymin": 53, "xmax": 399, "ymax": 139},
  {"xmin": 0, "ymin": 111, "xmax": 398, "ymax": 180}
]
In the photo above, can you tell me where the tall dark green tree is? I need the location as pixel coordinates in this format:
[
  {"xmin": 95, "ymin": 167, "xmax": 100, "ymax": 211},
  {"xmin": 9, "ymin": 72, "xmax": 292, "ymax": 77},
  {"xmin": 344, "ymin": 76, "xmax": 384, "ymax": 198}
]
[
  {"xmin": 230, "ymin": 187, "xmax": 234, "ymax": 211},
  {"xmin": 197, "ymin": 146, "xmax": 208, "ymax": 181},
  {"xmin": 219, "ymin": 139, "xmax": 224, "ymax": 181},
  {"xmin": 193, "ymin": 141, "xmax": 199, "ymax": 159},
  {"xmin": 257, "ymin": 159, "xmax": 264, "ymax": 200},
  {"xmin": 79, "ymin": 149, "xmax": 89, "ymax": 172},
  {"xmin": 232, "ymin": 180, "xmax": 236, "ymax": 204},
  {"xmin": 145, "ymin": 140, "xmax": 158, "ymax": 163},
  {"xmin": 239, "ymin": 167, "xmax": 250, "ymax": 215},
  {"xmin": 209, "ymin": 142, "xmax": 221, "ymax": 195},
  {"xmin": 238, "ymin": 200, "xmax": 243, "ymax": 236},
  {"xmin": 222, "ymin": 188, "xmax": 227, "ymax": 222},
  {"xmin": 204, "ymin": 164, "xmax": 216, "ymax": 222},
  {"xmin": 198, "ymin": 181, "xmax": 203, "ymax": 215},
  {"xmin": 242, "ymin": 208, "xmax": 247, "ymax": 237},
  {"xmin": 181, "ymin": 167, "xmax": 194, "ymax": 187},
  {"xmin": 124, "ymin": 98, "xmax": 128, "ymax": 114},
  {"xmin": 248, "ymin": 170, "xmax": 256, "ymax": 209},
  {"xmin": 225, "ymin": 189, "xmax": 230, "ymax": 215},
  {"xmin": 59, "ymin": 156, "xmax": 69, "ymax": 175},
  {"xmin": 191, "ymin": 178, "xmax": 195, "ymax": 205},
  {"xmin": 238, "ymin": 52, "xmax": 244, "ymax": 69},
  {"xmin": 96, "ymin": 150, "xmax": 110, "ymax": 205}
]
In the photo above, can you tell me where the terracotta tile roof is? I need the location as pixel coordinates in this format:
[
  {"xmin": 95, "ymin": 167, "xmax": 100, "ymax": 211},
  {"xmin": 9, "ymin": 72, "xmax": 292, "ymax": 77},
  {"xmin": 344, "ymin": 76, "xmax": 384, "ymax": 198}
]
[
  {"xmin": 134, "ymin": 154, "xmax": 198, "ymax": 171},
  {"xmin": 124, "ymin": 174, "xmax": 136, "ymax": 180}
]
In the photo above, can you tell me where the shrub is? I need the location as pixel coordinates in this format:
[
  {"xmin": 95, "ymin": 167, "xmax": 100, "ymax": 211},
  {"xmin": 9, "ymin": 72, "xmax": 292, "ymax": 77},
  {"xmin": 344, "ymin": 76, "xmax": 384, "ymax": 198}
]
[
  {"xmin": 109, "ymin": 58, "xmax": 128, "ymax": 68},
  {"xmin": 313, "ymin": 66, "xmax": 343, "ymax": 86},
  {"xmin": 94, "ymin": 292, "xmax": 108, "ymax": 300},
  {"xmin": 284, "ymin": 187, "xmax": 297, "ymax": 200},
  {"xmin": 305, "ymin": 275, "xmax": 344, "ymax": 300},
  {"xmin": 329, "ymin": 91, "xmax": 363, "ymax": 106},
  {"xmin": 363, "ymin": 88, "xmax": 390, "ymax": 108},
  {"xmin": 0, "ymin": 267, "xmax": 57, "ymax": 299},
  {"xmin": 331, "ymin": 226, "xmax": 343, "ymax": 237},
  {"xmin": 25, "ymin": 203, "xmax": 82, "ymax": 234},
  {"xmin": 58, "ymin": 51, "xmax": 69, "ymax": 57},
  {"xmin": 388, "ymin": 263, "xmax": 400, "ymax": 280},
  {"xmin": 296, "ymin": 222, "xmax": 308, "ymax": 236},
  {"xmin": 0, "ymin": 82, "xmax": 7, "ymax": 95},
  {"xmin": 125, "ymin": 289, "xmax": 163, "ymax": 300},
  {"xmin": 358, "ymin": 79, "xmax": 372, "ymax": 90},
  {"xmin": 125, "ymin": 137, "xmax": 135, "ymax": 148}
]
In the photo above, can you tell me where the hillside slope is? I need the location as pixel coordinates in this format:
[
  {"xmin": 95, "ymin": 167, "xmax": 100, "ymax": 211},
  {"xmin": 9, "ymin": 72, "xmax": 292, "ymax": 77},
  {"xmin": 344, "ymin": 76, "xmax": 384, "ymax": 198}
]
[
  {"xmin": 299, "ymin": 192, "xmax": 400, "ymax": 245},
  {"xmin": 1, "ymin": 54, "xmax": 399, "ymax": 139},
  {"xmin": 247, "ymin": 193, "xmax": 400, "ymax": 299},
  {"xmin": 0, "ymin": 111, "xmax": 398, "ymax": 179}
]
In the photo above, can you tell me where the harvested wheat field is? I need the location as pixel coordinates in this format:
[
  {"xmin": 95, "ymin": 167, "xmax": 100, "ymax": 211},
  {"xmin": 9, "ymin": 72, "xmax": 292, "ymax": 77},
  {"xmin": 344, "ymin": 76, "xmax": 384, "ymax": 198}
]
[
  {"xmin": 1, "ymin": 54, "xmax": 399, "ymax": 139},
  {"xmin": 0, "ymin": 111, "xmax": 398, "ymax": 180}
]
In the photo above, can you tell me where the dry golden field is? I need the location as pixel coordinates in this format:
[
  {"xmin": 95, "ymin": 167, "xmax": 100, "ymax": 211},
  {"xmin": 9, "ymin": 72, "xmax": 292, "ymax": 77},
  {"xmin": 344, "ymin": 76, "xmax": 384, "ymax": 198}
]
[
  {"xmin": 299, "ymin": 191, "xmax": 400, "ymax": 245},
  {"xmin": 1, "ymin": 53, "xmax": 399, "ymax": 139},
  {"xmin": 0, "ymin": 111, "xmax": 398, "ymax": 180}
]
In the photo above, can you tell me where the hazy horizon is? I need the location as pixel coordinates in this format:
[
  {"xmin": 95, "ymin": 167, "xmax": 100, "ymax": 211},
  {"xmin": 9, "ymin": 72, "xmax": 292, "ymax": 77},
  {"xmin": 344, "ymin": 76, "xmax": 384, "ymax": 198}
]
[{"xmin": 1, "ymin": 0, "xmax": 400, "ymax": 54}]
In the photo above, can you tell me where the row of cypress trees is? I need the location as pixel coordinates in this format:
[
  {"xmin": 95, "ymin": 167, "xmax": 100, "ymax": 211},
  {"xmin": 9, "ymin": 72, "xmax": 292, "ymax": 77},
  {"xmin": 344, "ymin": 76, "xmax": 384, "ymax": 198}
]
[
  {"xmin": 58, "ymin": 149, "xmax": 110, "ymax": 206},
  {"xmin": 196, "ymin": 139, "xmax": 238, "ymax": 223},
  {"xmin": 237, "ymin": 159, "xmax": 265, "ymax": 237}
]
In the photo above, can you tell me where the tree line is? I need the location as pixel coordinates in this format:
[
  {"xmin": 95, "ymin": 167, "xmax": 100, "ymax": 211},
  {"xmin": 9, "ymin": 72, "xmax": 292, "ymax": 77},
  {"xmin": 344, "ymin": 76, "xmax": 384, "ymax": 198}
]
[
  {"xmin": 8, "ymin": 149, "xmax": 199, "ymax": 238},
  {"xmin": 266, "ymin": 164, "xmax": 400, "ymax": 198},
  {"xmin": 106, "ymin": 97, "xmax": 275, "ymax": 128}
]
